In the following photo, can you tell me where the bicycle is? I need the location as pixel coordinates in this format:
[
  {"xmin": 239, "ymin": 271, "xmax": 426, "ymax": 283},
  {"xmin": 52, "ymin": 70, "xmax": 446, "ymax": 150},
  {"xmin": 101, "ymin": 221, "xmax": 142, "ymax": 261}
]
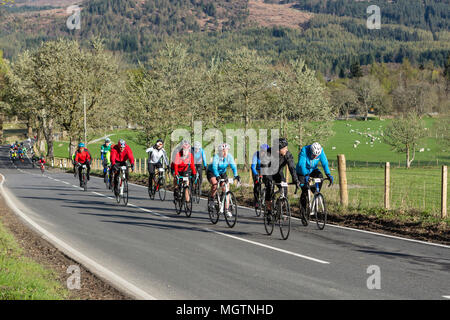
[
  {"xmin": 299, "ymin": 177, "xmax": 332, "ymax": 230},
  {"xmin": 76, "ymin": 163, "xmax": 88, "ymax": 192},
  {"xmin": 113, "ymin": 165, "xmax": 129, "ymax": 206},
  {"xmin": 39, "ymin": 162, "xmax": 45, "ymax": 175},
  {"xmin": 174, "ymin": 174, "xmax": 193, "ymax": 217},
  {"xmin": 254, "ymin": 175, "xmax": 265, "ymax": 217},
  {"xmin": 148, "ymin": 166, "xmax": 167, "ymax": 201},
  {"xmin": 263, "ymin": 182, "xmax": 297, "ymax": 240},
  {"xmin": 192, "ymin": 169, "xmax": 203, "ymax": 204},
  {"xmin": 104, "ymin": 165, "xmax": 111, "ymax": 190},
  {"xmin": 208, "ymin": 177, "xmax": 239, "ymax": 228}
]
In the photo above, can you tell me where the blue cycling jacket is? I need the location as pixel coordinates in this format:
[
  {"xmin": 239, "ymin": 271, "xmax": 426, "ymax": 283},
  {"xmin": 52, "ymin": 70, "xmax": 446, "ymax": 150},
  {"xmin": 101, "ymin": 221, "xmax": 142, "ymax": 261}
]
[
  {"xmin": 296, "ymin": 145, "xmax": 331, "ymax": 177},
  {"xmin": 251, "ymin": 151, "xmax": 261, "ymax": 176},
  {"xmin": 192, "ymin": 147, "xmax": 207, "ymax": 167},
  {"xmin": 207, "ymin": 153, "xmax": 238, "ymax": 177}
]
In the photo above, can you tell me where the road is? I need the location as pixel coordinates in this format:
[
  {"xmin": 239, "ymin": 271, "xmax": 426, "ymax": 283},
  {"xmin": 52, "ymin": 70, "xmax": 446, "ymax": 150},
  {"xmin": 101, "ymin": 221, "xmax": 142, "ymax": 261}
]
[{"xmin": 0, "ymin": 145, "xmax": 449, "ymax": 299}]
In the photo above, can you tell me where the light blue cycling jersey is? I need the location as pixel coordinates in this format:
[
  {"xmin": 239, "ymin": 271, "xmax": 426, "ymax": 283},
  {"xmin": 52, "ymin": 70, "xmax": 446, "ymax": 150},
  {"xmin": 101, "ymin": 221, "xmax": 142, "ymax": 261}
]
[
  {"xmin": 207, "ymin": 153, "xmax": 238, "ymax": 177},
  {"xmin": 193, "ymin": 147, "xmax": 207, "ymax": 167},
  {"xmin": 296, "ymin": 145, "xmax": 331, "ymax": 177},
  {"xmin": 251, "ymin": 151, "xmax": 261, "ymax": 176}
]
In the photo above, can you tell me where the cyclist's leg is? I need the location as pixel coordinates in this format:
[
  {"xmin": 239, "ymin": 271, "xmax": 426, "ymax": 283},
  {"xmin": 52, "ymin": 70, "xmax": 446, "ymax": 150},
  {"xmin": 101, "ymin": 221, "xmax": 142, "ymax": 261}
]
[
  {"xmin": 148, "ymin": 163, "xmax": 156, "ymax": 189},
  {"xmin": 263, "ymin": 176, "xmax": 273, "ymax": 212},
  {"xmin": 298, "ymin": 174, "xmax": 308, "ymax": 210},
  {"xmin": 206, "ymin": 170, "xmax": 217, "ymax": 208}
]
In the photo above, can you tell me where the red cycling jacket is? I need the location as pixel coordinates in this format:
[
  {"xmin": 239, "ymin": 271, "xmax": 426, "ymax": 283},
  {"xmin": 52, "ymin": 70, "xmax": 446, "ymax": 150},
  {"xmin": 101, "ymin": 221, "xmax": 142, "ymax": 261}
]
[
  {"xmin": 174, "ymin": 150, "xmax": 196, "ymax": 176},
  {"xmin": 75, "ymin": 148, "xmax": 92, "ymax": 163},
  {"xmin": 110, "ymin": 144, "xmax": 135, "ymax": 166}
]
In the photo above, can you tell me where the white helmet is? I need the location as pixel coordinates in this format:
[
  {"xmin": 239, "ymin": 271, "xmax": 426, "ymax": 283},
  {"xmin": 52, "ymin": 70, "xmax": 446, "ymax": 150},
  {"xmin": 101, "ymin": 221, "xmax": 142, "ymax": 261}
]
[
  {"xmin": 193, "ymin": 141, "xmax": 201, "ymax": 149},
  {"xmin": 218, "ymin": 143, "xmax": 230, "ymax": 152},
  {"xmin": 311, "ymin": 142, "xmax": 322, "ymax": 157}
]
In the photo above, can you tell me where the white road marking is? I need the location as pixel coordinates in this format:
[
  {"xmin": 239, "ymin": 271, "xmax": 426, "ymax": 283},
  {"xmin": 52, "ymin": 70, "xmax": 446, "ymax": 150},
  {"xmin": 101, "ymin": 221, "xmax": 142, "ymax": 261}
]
[
  {"xmin": 206, "ymin": 228, "xmax": 330, "ymax": 264},
  {"xmin": 443, "ymin": 296, "xmax": 450, "ymax": 299}
]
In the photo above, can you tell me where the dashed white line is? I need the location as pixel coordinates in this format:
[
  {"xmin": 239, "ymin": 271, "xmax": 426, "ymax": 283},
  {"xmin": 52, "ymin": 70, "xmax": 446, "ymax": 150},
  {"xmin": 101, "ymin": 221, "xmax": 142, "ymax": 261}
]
[{"xmin": 206, "ymin": 228, "xmax": 330, "ymax": 264}]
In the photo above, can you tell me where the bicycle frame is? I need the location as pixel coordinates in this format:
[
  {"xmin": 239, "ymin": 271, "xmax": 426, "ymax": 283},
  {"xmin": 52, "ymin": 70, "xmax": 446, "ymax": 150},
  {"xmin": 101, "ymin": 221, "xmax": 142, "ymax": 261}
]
[{"xmin": 216, "ymin": 178, "xmax": 234, "ymax": 214}]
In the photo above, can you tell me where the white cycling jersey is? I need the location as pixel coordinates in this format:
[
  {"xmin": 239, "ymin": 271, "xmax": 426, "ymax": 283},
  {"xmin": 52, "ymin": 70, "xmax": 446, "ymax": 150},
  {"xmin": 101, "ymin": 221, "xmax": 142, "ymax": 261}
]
[{"xmin": 146, "ymin": 146, "xmax": 169, "ymax": 166}]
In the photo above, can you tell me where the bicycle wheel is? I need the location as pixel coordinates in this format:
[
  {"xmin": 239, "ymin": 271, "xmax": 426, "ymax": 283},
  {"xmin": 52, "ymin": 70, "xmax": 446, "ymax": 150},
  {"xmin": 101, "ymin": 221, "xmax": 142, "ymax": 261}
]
[
  {"xmin": 104, "ymin": 170, "xmax": 110, "ymax": 189},
  {"xmin": 278, "ymin": 198, "xmax": 291, "ymax": 240},
  {"xmin": 263, "ymin": 206, "xmax": 274, "ymax": 235},
  {"xmin": 82, "ymin": 172, "xmax": 87, "ymax": 192},
  {"xmin": 158, "ymin": 177, "xmax": 166, "ymax": 201},
  {"xmin": 122, "ymin": 180, "xmax": 129, "ymax": 206},
  {"xmin": 148, "ymin": 177, "xmax": 155, "ymax": 200},
  {"xmin": 193, "ymin": 181, "xmax": 200, "ymax": 204},
  {"xmin": 174, "ymin": 189, "xmax": 182, "ymax": 215},
  {"xmin": 208, "ymin": 195, "xmax": 220, "ymax": 224},
  {"xmin": 183, "ymin": 186, "xmax": 192, "ymax": 217},
  {"xmin": 255, "ymin": 186, "xmax": 265, "ymax": 217},
  {"xmin": 115, "ymin": 177, "xmax": 122, "ymax": 203},
  {"xmin": 224, "ymin": 192, "xmax": 238, "ymax": 228},
  {"xmin": 313, "ymin": 193, "xmax": 327, "ymax": 230}
]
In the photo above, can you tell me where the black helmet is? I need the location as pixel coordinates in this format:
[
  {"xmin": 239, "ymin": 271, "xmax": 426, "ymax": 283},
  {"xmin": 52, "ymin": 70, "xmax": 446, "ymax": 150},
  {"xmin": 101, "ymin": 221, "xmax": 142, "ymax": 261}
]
[{"xmin": 273, "ymin": 138, "xmax": 288, "ymax": 150}]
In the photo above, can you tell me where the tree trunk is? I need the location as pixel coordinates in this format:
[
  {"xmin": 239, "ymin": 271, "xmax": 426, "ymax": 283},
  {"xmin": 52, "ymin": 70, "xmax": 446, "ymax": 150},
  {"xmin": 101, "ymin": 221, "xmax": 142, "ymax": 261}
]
[
  {"xmin": 42, "ymin": 116, "xmax": 54, "ymax": 158},
  {"xmin": 406, "ymin": 144, "xmax": 410, "ymax": 169},
  {"xmin": 26, "ymin": 117, "xmax": 33, "ymax": 138},
  {"xmin": 0, "ymin": 113, "xmax": 4, "ymax": 145}
]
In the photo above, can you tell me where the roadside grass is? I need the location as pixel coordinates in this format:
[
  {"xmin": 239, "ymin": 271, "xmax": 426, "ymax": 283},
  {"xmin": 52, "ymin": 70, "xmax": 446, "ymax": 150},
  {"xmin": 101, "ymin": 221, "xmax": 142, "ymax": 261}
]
[{"xmin": 0, "ymin": 219, "xmax": 70, "ymax": 300}]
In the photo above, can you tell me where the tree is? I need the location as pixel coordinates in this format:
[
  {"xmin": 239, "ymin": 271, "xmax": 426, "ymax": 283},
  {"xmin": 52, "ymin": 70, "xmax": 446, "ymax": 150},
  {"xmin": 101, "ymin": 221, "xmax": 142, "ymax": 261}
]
[
  {"xmin": 0, "ymin": 50, "xmax": 8, "ymax": 144},
  {"xmin": 222, "ymin": 47, "xmax": 271, "ymax": 168},
  {"xmin": 351, "ymin": 76, "xmax": 385, "ymax": 121},
  {"xmin": 349, "ymin": 61, "xmax": 363, "ymax": 79},
  {"xmin": 328, "ymin": 80, "xmax": 358, "ymax": 120},
  {"xmin": 274, "ymin": 59, "xmax": 334, "ymax": 147},
  {"xmin": 383, "ymin": 113, "xmax": 426, "ymax": 168}
]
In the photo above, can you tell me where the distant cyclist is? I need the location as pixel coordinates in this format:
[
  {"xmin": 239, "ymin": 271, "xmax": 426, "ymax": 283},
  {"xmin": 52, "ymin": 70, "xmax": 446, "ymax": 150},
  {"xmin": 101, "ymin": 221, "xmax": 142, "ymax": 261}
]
[
  {"xmin": 110, "ymin": 139, "xmax": 135, "ymax": 194},
  {"xmin": 192, "ymin": 141, "xmax": 208, "ymax": 186},
  {"xmin": 74, "ymin": 143, "xmax": 92, "ymax": 187},
  {"xmin": 173, "ymin": 140, "xmax": 197, "ymax": 202},
  {"xmin": 146, "ymin": 139, "xmax": 170, "ymax": 192},
  {"xmin": 206, "ymin": 143, "xmax": 240, "ymax": 212},
  {"xmin": 262, "ymin": 138, "xmax": 300, "ymax": 223},
  {"xmin": 251, "ymin": 143, "xmax": 269, "ymax": 208},
  {"xmin": 100, "ymin": 138, "xmax": 112, "ymax": 179},
  {"xmin": 296, "ymin": 142, "xmax": 333, "ymax": 213}
]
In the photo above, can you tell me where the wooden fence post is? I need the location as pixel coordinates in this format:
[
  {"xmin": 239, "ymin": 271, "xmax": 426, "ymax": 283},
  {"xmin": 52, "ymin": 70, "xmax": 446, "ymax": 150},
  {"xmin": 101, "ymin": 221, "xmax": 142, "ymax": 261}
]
[
  {"xmin": 384, "ymin": 162, "xmax": 390, "ymax": 210},
  {"xmin": 338, "ymin": 154, "xmax": 348, "ymax": 208},
  {"xmin": 442, "ymin": 165, "xmax": 447, "ymax": 219}
]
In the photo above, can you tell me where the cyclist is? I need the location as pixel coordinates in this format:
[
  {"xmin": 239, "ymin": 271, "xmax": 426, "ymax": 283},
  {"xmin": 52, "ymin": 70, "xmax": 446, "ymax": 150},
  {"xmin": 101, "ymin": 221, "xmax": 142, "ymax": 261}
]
[
  {"xmin": 262, "ymin": 138, "xmax": 300, "ymax": 223},
  {"xmin": 74, "ymin": 143, "xmax": 92, "ymax": 187},
  {"xmin": 38, "ymin": 155, "xmax": 46, "ymax": 170},
  {"xmin": 110, "ymin": 139, "xmax": 135, "ymax": 195},
  {"xmin": 296, "ymin": 142, "xmax": 333, "ymax": 213},
  {"xmin": 17, "ymin": 147, "xmax": 24, "ymax": 161},
  {"xmin": 192, "ymin": 141, "xmax": 208, "ymax": 187},
  {"xmin": 173, "ymin": 140, "xmax": 197, "ymax": 203},
  {"xmin": 251, "ymin": 143, "xmax": 269, "ymax": 209},
  {"xmin": 100, "ymin": 138, "xmax": 112, "ymax": 179},
  {"xmin": 206, "ymin": 143, "xmax": 240, "ymax": 214},
  {"xmin": 146, "ymin": 139, "xmax": 170, "ymax": 192}
]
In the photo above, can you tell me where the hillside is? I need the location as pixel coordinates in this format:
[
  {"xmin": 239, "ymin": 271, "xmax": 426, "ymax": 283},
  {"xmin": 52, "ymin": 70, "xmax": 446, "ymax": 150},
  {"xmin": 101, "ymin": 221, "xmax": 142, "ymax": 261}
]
[{"xmin": 0, "ymin": 0, "xmax": 449, "ymax": 75}]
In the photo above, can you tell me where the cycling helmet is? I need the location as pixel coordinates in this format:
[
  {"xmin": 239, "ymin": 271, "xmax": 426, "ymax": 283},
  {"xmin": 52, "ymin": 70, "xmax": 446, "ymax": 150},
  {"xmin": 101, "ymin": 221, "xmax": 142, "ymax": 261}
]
[
  {"xmin": 78, "ymin": 142, "xmax": 85, "ymax": 148},
  {"xmin": 119, "ymin": 139, "xmax": 126, "ymax": 148},
  {"xmin": 181, "ymin": 140, "xmax": 191, "ymax": 149},
  {"xmin": 311, "ymin": 142, "xmax": 322, "ymax": 157},
  {"xmin": 260, "ymin": 144, "xmax": 269, "ymax": 152},
  {"xmin": 105, "ymin": 138, "xmax": 111, "ymax": 143},
  {"xmin": 218, "ymin": 143, "xmax": 230, "ymax": 152},
  {"xmin": 193, "ymin": 141, "xmax": 201, "ymax": 149},
  {"xmin": 273, "ymin": 138, "xmax": 288, "ymax": 150}
]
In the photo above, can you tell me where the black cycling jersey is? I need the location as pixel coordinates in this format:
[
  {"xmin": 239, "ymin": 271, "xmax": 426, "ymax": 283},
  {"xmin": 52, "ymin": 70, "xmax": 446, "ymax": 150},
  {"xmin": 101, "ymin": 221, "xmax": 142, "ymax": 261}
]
[{"xmin": 261, "ymin": 149, "xmax": 298, "ymax": 184}]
